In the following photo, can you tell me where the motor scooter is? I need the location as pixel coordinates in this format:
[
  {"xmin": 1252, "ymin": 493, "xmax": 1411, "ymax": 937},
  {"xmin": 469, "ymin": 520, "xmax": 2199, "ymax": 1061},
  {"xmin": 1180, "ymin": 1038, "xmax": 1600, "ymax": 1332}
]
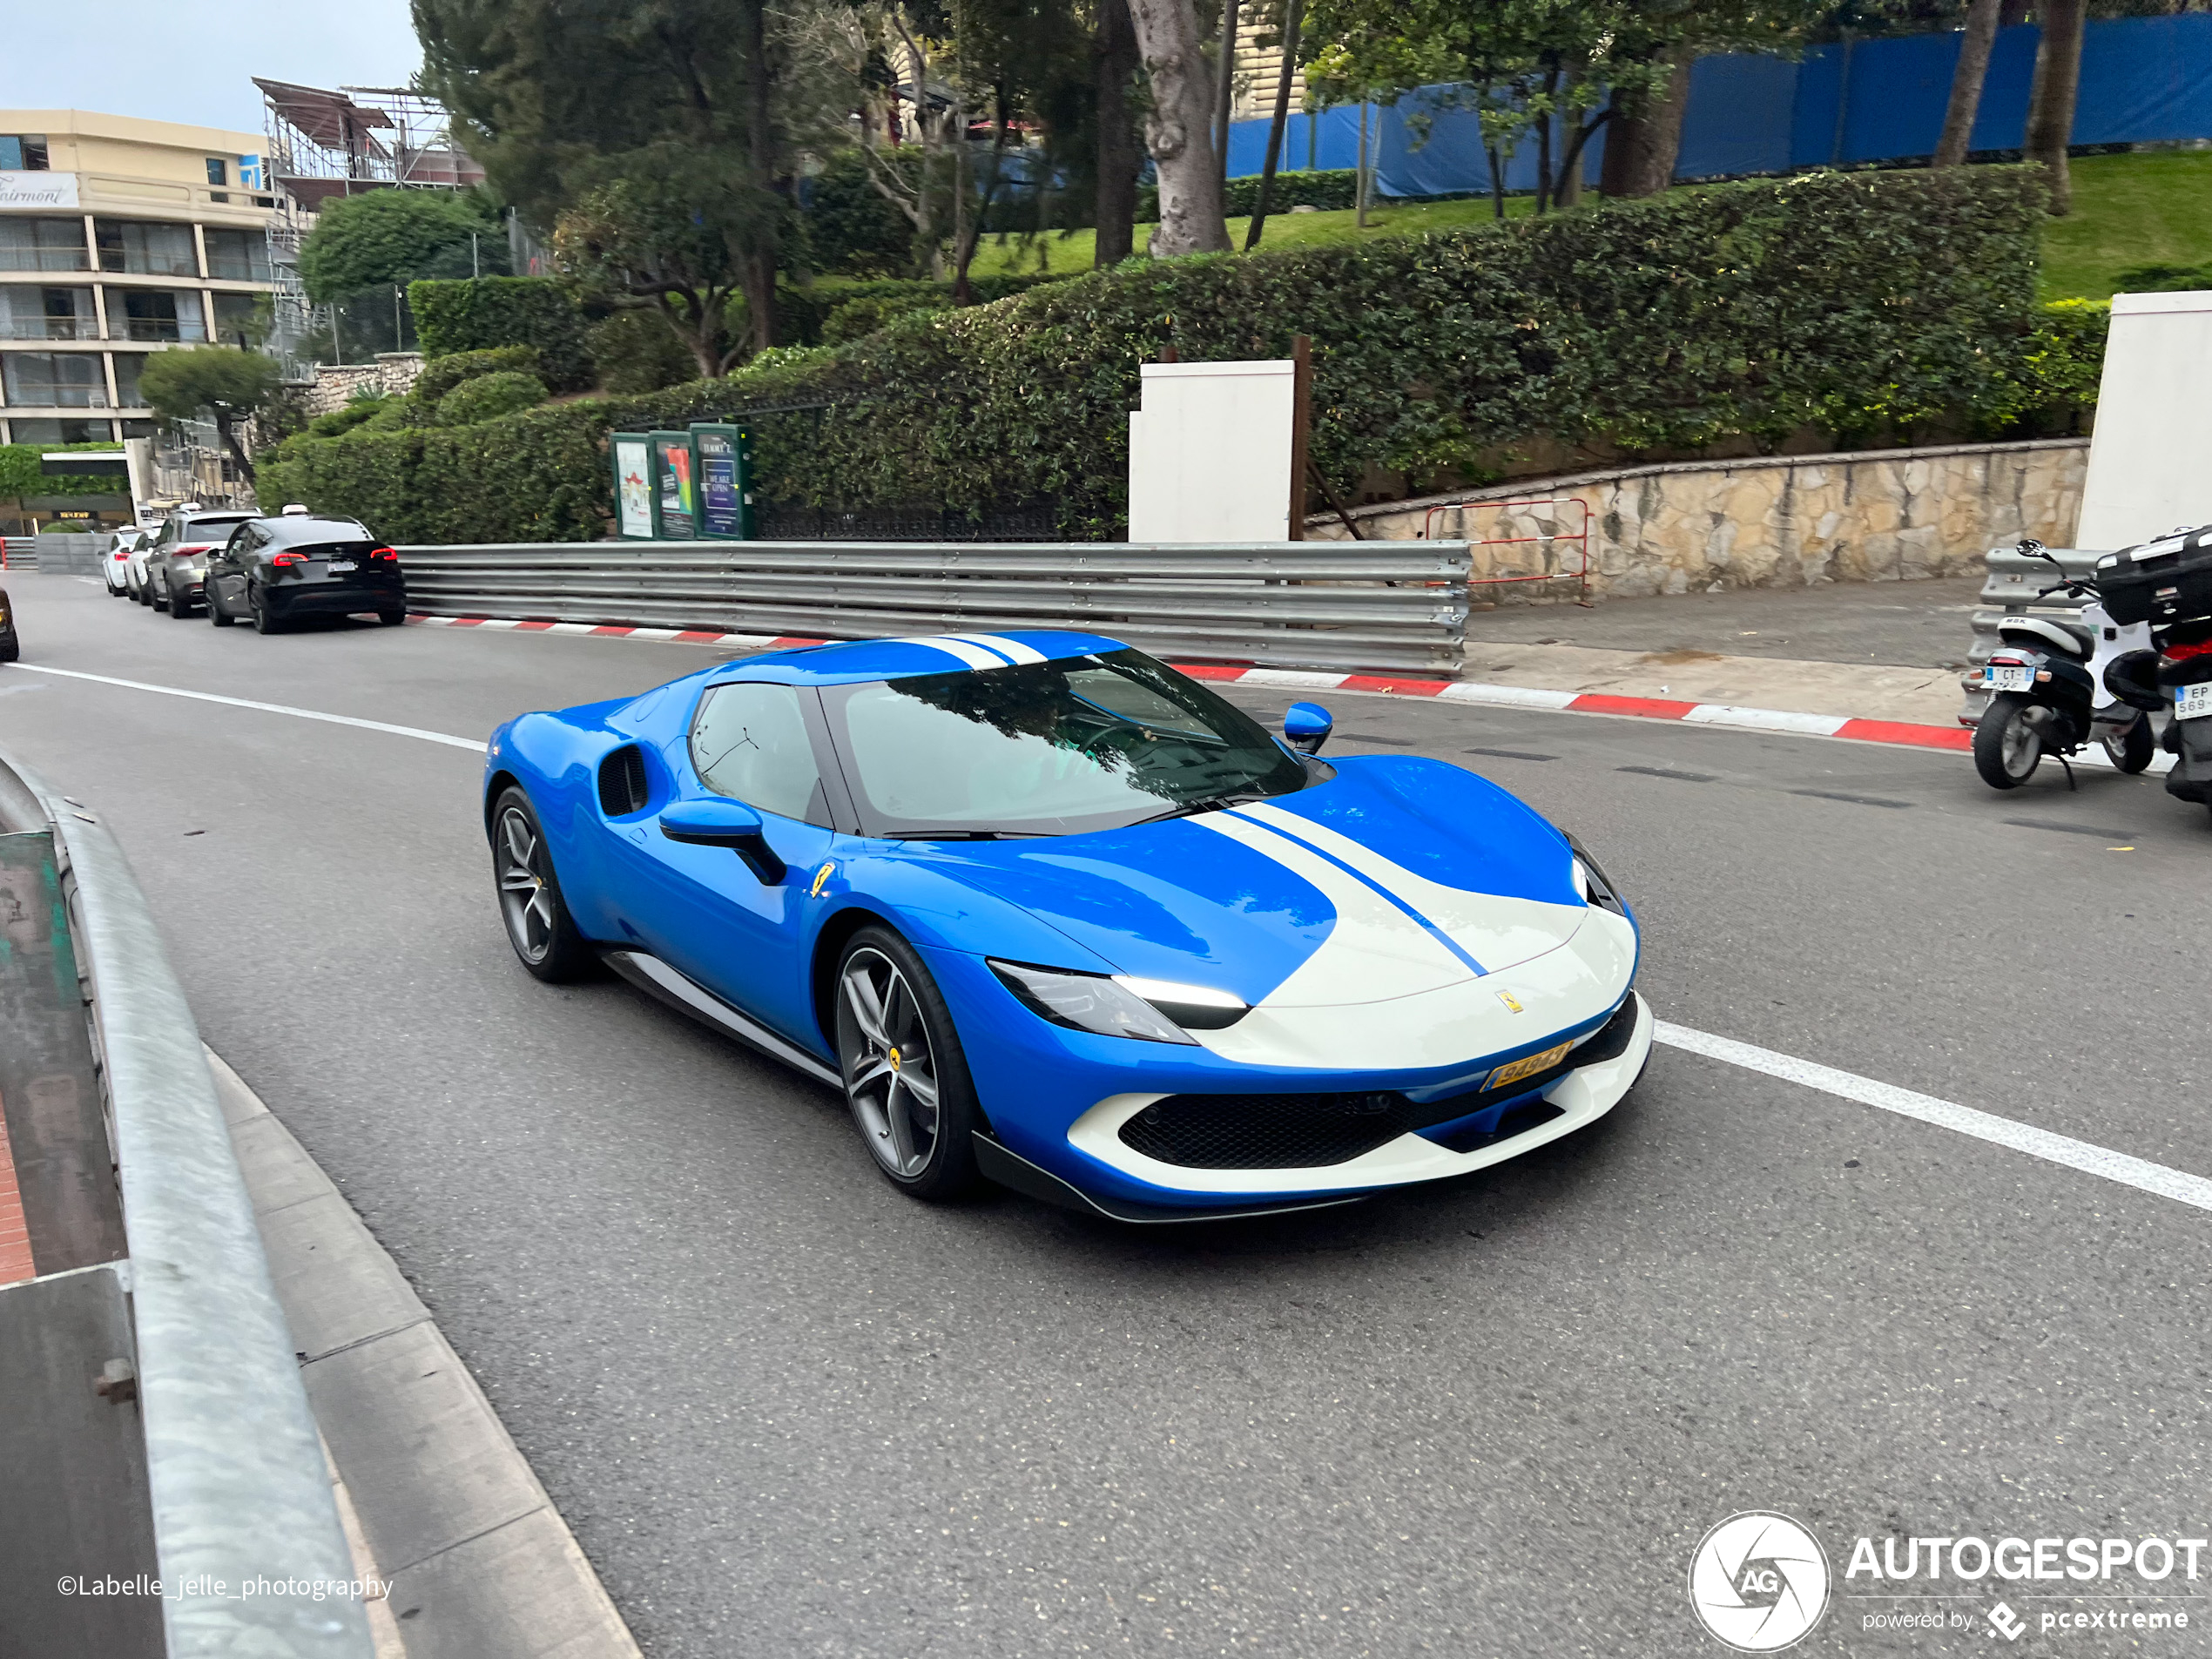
[{"xmin": 1973, "ymin": 541, "xmax": 2155, "ymax": 790}]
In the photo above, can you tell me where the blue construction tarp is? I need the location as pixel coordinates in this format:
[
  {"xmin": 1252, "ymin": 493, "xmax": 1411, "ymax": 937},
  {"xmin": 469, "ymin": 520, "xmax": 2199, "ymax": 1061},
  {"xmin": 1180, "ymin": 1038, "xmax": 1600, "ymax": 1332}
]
[{"xmin": 1222, "ymin": 13, "xmax": 2212, "ymax": 196}]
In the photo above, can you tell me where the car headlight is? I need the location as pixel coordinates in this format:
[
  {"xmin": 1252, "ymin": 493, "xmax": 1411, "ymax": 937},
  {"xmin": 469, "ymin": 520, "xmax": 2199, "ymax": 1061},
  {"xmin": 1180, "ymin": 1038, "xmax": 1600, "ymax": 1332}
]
[
  {"xmin": 988, "ymin": 960, "xmax": 1248, "ymax": 1044},
  {"xmin": 1566, "ymin": 833, "xmax": 1628, "ymax": 915}
]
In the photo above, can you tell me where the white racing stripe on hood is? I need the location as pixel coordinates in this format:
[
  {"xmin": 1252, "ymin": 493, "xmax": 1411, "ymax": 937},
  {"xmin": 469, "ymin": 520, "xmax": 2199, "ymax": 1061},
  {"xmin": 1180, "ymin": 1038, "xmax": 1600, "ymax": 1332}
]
[
  {"xmin": 1193, "ymin": 811, "xmax": 1478, "ymax": 1005},
  {"xmin": 1233, "ymin": 799, "xmax": 1586, "ymax": 974},
  {"xmin": 942, "ymin": 632, "xmax": 1049, "ymax": 664}
]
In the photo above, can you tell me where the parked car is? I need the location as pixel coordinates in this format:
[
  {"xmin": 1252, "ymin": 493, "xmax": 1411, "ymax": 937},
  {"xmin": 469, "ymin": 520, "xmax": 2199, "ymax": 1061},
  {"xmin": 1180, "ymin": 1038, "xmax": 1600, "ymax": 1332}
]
[
  {"xmin": 0, "ymin": 587, "xmax": 16, "ymax": 662},
  {"xmin": 142, "ymin": 506, "xmax": 257, "ymax": 617},
  {"xmin": 103, "ymin": 528, "xmax": 141, "ymax": 597},
  {"xmin": 205, "ymin": 513, "xmax": 406, "ymax": 633}
]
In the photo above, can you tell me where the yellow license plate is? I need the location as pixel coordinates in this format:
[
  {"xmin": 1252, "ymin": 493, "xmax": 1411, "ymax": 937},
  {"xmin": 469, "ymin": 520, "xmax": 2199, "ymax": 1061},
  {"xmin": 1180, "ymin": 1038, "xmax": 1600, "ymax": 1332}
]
[{"xmin": 1485, "ymin": 1041, "xmax": 1573, "ymax": 1092}]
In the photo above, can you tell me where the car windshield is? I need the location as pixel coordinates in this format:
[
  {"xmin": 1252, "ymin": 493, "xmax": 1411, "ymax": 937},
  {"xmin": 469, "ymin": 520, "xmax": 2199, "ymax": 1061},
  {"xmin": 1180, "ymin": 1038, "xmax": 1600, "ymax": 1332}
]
[{"xmin": 820, "ymin": 647, "xmax": 1316, "ymax": 838}]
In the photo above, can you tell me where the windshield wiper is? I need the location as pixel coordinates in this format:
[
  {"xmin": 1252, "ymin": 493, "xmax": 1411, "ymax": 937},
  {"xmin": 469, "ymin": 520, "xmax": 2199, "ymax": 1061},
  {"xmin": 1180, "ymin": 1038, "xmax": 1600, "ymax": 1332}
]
[
  {"xmin": 891, "ymin": 828, "xmax": 1055, "ymax": 841},
  {"xmin": 1127, "ymin": 792, "xmax": 1269, "ymax": 827}
]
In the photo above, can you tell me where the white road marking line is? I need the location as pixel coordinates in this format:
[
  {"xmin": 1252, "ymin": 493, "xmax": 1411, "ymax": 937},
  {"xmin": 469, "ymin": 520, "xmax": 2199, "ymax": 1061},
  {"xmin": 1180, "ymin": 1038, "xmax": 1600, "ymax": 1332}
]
[
  {"xmin": 1656, "ymin": 1020, "xmax": 2212, "ymax": 1214},
  {"xmin": 7, "ymin": 664, "xmax": 486, "ymax": 752}
]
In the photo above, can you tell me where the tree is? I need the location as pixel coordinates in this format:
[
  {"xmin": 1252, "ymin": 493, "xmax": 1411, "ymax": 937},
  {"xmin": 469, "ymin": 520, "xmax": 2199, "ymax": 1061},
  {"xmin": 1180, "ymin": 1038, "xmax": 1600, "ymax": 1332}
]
[
  {"xmin": 297, "ymin": 188, "xmax": 502, "ymax": 304},
  {"xmin": 1095, "ymin": 0, "xmax": 1143, "ymax": 265},
  {"xmin": 1125, "ymin": 0, "xmax": 1232, "ymax": 253},
  {"xmin": 552, "ymin": 168, "xmax": 762, "ymax": 378},
  {"xmin": 415, "ymin": 0, "xmax": 787, "ymax": 349},
  {"xmin": 2025, "ymin": 0, "xmax": 2086, "ymax": 213},
  {"xmin": 1933, "ymin": 0, "xmax": 2001, "ymax": 169},
  {"xmin": 1244, "ymin": 0, "xmax": 1306, "ymax": 249},
  {"xmin": 138, "ymin": 348, "xmax": 281, "ymax": 482}
]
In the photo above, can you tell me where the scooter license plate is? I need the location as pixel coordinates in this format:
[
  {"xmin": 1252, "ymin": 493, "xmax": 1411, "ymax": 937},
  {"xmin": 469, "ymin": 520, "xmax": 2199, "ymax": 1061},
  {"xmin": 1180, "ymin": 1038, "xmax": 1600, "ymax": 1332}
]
[
  {"xmin": 1984, "ymin": 664, "xmax": 2033, "ymax": 692},
  {"xmin": 2176, "ymin": 684, "xmax": 2212, "ymax": 721}
]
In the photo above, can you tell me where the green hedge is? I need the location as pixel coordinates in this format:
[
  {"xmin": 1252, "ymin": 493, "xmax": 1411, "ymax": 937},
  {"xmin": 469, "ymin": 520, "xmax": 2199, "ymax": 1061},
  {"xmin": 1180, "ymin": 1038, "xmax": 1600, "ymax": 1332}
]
[
  {"xmin": 440, "ymin": 370, "xmax": 549, "ymax": 426},
  {"xmin": 263, "ymin": 168, "xmax": 2074, "ymax": 541},
  {"xmin": 408, "ymin": 278, "xmax": 591, "ymax": 392},
  {"xmin": 0, "ymin": 442, "xmax": 126, "ymax": 499}
]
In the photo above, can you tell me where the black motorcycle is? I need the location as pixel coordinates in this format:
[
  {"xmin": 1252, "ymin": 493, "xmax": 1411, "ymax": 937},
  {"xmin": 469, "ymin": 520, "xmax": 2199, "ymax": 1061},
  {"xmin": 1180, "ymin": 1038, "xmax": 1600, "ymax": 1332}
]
[{"xmin": 1973, "ymin": 542, "xmax": 2154, "ymax": 791}]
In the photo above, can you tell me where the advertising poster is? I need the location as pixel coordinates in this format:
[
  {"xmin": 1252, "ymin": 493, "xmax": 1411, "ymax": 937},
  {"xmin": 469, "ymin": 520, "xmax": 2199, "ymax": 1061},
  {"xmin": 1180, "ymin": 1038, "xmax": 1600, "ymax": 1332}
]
[
  {"xmin": 651, "ymin": 432, "xmax": 697, "ymax": 540},
  {"xmin": 691, "ymin": 424, "xmax": 754, "ymax": 541},
  {"xmin": 610, "ymin": 435, "xmax": 654, "ymax": 538}
]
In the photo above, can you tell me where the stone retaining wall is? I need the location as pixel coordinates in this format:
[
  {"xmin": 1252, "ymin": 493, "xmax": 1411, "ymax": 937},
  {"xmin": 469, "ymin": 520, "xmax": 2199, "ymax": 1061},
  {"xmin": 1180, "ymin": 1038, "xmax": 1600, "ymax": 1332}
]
[
  {"xmin": 300, "ymin": 353, "xmax": 425, "ymax": 415},
  {"xmin": 1309, "ymin": 438, "xmax": 2090, "ymax": 601}
]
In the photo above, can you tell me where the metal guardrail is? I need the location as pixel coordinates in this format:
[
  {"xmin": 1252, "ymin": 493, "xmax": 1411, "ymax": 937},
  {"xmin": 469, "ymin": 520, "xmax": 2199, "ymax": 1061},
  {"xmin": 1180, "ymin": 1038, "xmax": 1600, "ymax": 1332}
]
[
  {"xmin": 33, "ymin": 531, "xmax": 105, "ymax": 575},
  {"xmin": 395, "ymin": 540, "xmax": 1475, "ymax": 677},
  {"xmin": 2, "ymin": 536, "xmax": 37, "ymax": 570},
  {"xmin": 1958, "ymin": 544, "xmax": 2105, "ymax": 726},
  {"xmin": 0, "ymin": 745, "xmax": 372, "ymax": 1658}
]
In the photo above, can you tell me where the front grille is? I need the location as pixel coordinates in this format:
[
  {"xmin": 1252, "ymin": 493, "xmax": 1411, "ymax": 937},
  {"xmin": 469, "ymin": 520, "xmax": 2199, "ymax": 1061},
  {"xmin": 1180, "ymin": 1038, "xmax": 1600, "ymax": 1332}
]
[{"xmin": 1116, "ymin": 996, "xmax": 1638, "ymax": 1170}]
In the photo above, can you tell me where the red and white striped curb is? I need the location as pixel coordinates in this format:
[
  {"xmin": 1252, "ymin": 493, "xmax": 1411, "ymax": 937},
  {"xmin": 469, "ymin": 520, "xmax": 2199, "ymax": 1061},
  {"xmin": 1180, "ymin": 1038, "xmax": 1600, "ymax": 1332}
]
[{"xmin": 404, "ymin": 612, "xmax": 1973, "ymax": 754}]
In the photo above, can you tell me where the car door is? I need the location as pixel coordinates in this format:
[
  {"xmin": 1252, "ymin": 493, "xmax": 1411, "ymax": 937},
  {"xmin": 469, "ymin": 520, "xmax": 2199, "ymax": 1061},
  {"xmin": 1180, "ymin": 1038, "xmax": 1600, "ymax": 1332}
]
[
  {"xmin": 603, "ymin": 680, "xmax": 839, "ymax": 1045},
  {"xmin": 207, "ymin": 524, "xmax": 257, "ymax": 612}
]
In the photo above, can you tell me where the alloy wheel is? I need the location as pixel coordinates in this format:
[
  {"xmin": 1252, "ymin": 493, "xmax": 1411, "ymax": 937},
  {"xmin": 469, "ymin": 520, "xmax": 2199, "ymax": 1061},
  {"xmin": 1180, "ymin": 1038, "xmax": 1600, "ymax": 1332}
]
[
  {"xmin": 837, "ymin": 948, "xmax": 942, "ymax": 1179},
  {"xmin": 495, "ymin": 807, "xmax": 558, "ymax": 964},
  {"xmin": 1998, "ymin": 709, "xmax": 2041, "ymax": 780}
]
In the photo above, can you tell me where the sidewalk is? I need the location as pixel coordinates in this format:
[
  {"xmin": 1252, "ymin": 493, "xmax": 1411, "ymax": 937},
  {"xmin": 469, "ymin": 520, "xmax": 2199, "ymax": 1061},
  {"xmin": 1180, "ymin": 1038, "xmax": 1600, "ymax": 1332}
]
[{"xmin": 1460, "ymin": 577, "xmax": 1980, "ymax": 730}]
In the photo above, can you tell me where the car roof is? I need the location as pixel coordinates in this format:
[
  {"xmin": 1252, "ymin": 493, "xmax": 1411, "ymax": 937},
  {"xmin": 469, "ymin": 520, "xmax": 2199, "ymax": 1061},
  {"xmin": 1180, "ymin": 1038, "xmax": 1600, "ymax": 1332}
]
[
  {"xmin": 258, "ymin": 515, "xmax": 371, "ymax": 542},
  {"xmin": 704, "ymin": 631, "xmax": 1134, "ymax": 687}
]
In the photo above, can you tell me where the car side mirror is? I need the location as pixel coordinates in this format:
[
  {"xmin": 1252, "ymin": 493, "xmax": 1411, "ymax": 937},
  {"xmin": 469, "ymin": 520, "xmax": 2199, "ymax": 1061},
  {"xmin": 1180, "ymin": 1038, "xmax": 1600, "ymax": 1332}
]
[
  {"xmin": 658, "ymin": 798, "xmax": 786, "ymax": 885},
  {"xmin": 1284, "ymin": 702, "xmax": 1333, "ymax": 755}
]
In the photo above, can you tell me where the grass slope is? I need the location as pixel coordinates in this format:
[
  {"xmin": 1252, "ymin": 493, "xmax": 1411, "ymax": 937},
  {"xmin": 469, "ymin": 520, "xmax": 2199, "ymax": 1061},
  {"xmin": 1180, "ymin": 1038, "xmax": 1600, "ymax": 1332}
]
[{"xmin": 966, "ymin": 152, "xmax": 2209, "ymax": 300}]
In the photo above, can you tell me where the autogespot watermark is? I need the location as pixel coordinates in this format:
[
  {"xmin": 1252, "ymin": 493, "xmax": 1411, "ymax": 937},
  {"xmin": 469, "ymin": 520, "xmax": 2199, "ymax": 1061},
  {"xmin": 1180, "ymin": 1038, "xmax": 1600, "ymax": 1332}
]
[
  {"xmin": 1689, "ymin": 1516, "xmax": 2209, "ymax": 1649},
  {"xmin": 56, "ymin": 1575, "xmax": 390, "ymax": 1602}
]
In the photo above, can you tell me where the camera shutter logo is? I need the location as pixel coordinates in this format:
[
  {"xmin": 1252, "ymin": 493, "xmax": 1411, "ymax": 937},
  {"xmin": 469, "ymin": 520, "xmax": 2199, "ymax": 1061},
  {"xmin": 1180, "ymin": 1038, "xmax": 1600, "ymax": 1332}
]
[{"xmin": 1688, "ymin": 1512, "xmax": 1831, "ymax": 1651}]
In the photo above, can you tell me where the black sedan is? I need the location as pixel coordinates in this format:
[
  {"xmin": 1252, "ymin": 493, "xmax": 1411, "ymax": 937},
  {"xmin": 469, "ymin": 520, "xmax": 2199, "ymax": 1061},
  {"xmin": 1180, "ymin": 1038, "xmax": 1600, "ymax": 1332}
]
[
  {"xmin": 206, "ymin": 515, "xmax": 407, "ymax": 634},
  {"xmin": 0, "ymin": 586, "xmax": 16, "ymax": 663}
]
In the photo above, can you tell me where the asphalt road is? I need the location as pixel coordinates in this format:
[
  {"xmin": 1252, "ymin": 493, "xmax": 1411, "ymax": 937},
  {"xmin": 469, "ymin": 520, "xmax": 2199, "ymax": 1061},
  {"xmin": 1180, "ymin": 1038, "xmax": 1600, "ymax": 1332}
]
[{"xmin": 5, "ymin": 571, "xmax": 2211, "ymax": 1658}]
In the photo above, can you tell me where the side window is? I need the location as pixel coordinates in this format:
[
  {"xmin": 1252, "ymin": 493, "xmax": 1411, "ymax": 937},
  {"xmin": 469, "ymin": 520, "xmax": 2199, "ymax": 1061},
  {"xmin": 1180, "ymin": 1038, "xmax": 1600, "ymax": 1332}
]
[{"xmin": 690, "ymin": 684, "xmax": 827, "ymax": 826}]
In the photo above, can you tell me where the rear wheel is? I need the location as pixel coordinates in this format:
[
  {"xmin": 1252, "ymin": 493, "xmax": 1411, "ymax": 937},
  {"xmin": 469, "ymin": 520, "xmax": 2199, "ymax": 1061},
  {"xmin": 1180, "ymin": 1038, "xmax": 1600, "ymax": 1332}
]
[
  {"xmin": 489, "ymin": 787, "xmax": 597, "ymax": 982},
  {"xmin": 833, "ymin": 927, "xmax": 982, "ymax": 1201},
  {"xmin": 167, "ymin": 587, "xmax": 194, "ymax": 618},
  {"xmin": 378, "ymin": 609, "xmax": 405, "ymax": 627},
  {"xmin": 1973, "ymin": 693, "xmax": 2042, "ymax": 790},
  {"xmin": 2102, "ymin": 714, "xmax": 2155, "ymax": 774},
  {"xmin": 249, "ymin": 586, "xmax": 284, "ymax": 634}
]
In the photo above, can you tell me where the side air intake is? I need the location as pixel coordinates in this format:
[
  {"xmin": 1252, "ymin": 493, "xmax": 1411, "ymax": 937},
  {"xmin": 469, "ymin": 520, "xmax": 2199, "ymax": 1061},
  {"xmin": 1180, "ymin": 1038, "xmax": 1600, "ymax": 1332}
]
[{"xmin": 597, "ymin": 745, "xmax": 649, "ymax": 816}]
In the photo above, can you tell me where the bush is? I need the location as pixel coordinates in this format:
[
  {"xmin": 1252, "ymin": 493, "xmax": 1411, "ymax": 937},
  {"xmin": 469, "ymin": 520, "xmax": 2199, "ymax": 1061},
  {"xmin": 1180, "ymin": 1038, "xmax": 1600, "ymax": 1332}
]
[
  {"xmin": 820, "ymin": 291, "xmax": 951, "ymax": 345},
  {"xmin": 260, "ymin": 168, "xmax": 2065, "ymax": 543},
  {"xmin": 799, "ymin": 150, "xmax": 923, "ymax": 277},
  {"xmin": 408, "ymin": 277, "xmax": 591, "ymax": 391},
  {"xmin": 439, "ymin": 370, "xmax": 550, "ymax": 426},
  {"xmin": 307, "ymin": 401, "xmax": 389, "ymax": 438},
  {"xmin": 587, "ymin": 309, "xmax": 698, "ymax": 394},
  {"xmin": 0, "ymin": 442, "xmax": 119, "ymax": 500},
  {"xmin": 413, "ymin": 346, "xmax": 540, "ymax": 408},
  {"xmin": 300, "ymin": 190, "xmax": 502, "ymax": 302}
]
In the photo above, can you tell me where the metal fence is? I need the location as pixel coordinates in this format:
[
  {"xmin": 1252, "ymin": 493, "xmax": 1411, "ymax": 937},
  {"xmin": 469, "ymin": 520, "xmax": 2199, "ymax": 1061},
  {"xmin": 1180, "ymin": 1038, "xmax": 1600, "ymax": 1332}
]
[
  {"xmin": 32, "ymin": 531, "xmax": 105, "ymax": 576},
  {"xmin": 1958, "ymin": 543, "xmax": 2104, "ymax": 726},
  {"xmin": 0, "ymin": 746, "xmax": 372, "ymax": 1659},
  {"xmin": 1, "ymin": 536, "xmax": 37, "ymax": 570},
  {"xmin": 396, "ymin": 539, "xmax": 1475, "ymax": 676}
]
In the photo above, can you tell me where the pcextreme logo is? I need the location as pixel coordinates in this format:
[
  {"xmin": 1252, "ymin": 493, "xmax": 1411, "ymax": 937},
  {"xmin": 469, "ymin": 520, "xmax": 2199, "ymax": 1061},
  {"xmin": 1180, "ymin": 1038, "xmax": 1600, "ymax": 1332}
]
[{"xmin": 1689, "ymin": 1512, "xmax": 1832, "ymax": 1652}]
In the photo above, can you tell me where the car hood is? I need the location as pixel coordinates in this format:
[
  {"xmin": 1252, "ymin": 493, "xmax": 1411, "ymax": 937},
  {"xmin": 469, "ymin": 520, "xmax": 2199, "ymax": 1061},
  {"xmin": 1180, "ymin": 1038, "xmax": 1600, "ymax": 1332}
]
[{"xmin": 921, "ymin": 756, "xmax": 1595, "ymax": 1009}]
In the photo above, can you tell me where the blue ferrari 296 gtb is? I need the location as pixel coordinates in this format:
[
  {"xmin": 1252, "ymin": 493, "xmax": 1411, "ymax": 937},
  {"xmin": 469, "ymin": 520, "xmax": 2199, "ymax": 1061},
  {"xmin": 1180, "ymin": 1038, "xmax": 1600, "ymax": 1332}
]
[{"xmin": 484, "ymin": 631, "xmax": 1651, "ymax": 1221}]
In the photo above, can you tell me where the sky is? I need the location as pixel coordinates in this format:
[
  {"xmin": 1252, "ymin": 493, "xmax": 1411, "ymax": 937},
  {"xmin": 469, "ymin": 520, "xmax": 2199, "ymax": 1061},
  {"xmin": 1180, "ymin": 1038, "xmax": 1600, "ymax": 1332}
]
[{"xmin": 3, "ymin": 0, "xmax": 423, "ymax": 138}]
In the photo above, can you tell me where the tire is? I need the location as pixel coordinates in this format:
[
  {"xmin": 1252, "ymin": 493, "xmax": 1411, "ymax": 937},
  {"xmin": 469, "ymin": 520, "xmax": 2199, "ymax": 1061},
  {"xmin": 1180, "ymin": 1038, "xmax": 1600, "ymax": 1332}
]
[
  {"xmin": 167, "ymin": 588, "xmax": 195, "ymax": 619},
  {"xmin": 249, "ymin": 587, "xmax": 284, "ymax": 634},
  {"xmin": 378, "ymin": 609, "xmax": 405, "ymax": 627},
  {"xmin": 151, "ymin": 580, "xmax": 169, "ymax": 612},
  {"xmin": 1973, "ymin": 693, "xmax": 2043, "ymax": 790},
  {"xmin": 489, "ymin": 786, "xmax": 597, "ymax": 982},
  {"xmin": 2103, "ymin": 715, "xmax": 2154, "ymax": 775},
  {"xmin": 209, "ymin": 590, "xmax": 235, "ymax": 626},
  {"xmin": 832, "ymin": 926, "xmax": 983, "ymax": 1201}
]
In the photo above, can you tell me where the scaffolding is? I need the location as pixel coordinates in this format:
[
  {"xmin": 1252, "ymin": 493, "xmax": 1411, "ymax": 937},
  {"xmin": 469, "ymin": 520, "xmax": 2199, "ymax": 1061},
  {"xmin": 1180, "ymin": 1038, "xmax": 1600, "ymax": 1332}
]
[{"xmin": 253, "ymin": 79, "xmax": 486, "ymax": 376}]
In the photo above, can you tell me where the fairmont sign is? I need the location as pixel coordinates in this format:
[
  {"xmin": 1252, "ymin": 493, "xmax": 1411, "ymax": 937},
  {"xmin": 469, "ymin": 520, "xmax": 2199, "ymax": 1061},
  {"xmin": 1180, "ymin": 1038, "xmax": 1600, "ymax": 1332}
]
[{"xmin": 0, "ymin": 172, "xmax": 81, "ymax": 209}]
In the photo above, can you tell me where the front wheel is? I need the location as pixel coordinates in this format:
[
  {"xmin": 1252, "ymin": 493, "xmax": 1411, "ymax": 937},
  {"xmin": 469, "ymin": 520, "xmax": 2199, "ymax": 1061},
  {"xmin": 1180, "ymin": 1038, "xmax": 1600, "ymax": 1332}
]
[
  {"xmin": 489, "ymin": 787, "xmax": 597, "ymax": 981},
  {"xmin": 1973, "ymin": 693, "xmax": 2044, "ymax": 790},
  {"xmin": 2103, "ymin": 714, "xmax": 2155, "ymax": 774},
  {"xmin": 209, "ymin": 590, "xmax": 235, "ymax": 626},
  {"xmin": 833, "ymin": 927, "xmax": 982, "ymax": 1201},
  {"xmin": 378, "ymin": 609, "xmax": 405, "ymax": 627}
]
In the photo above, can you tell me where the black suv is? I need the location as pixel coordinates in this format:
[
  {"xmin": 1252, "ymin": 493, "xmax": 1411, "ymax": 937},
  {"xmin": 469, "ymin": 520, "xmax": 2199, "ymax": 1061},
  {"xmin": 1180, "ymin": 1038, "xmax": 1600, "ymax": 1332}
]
[{"xmin": 205, "ymin": 514, "xmax": 407, "ymax": 634}]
